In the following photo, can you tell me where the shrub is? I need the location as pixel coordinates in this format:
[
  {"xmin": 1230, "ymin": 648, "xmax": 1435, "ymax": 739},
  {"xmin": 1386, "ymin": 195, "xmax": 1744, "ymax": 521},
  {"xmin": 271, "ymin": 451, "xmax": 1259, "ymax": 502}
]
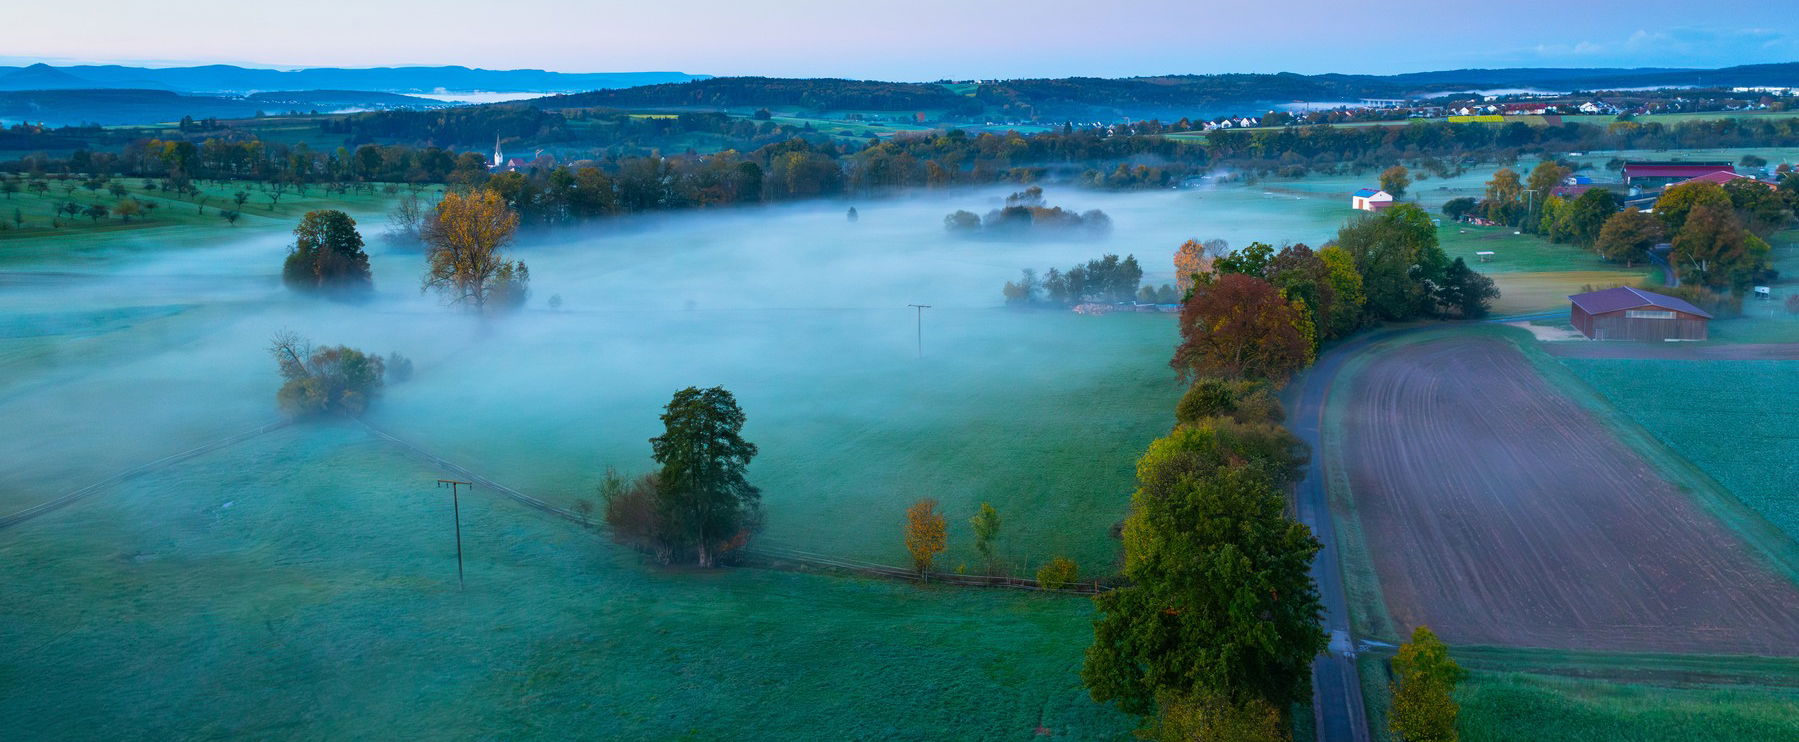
[
  {"xmin": 1175, "ymin": 378, "xmax": 1285, "ymax": 427},
  {"xmin": 603, "ymin": 472, "xmax": 671, "ymax": 562},
  {"xmin": 1036, "ymin": 557, "xmax": 1079, "ymax": 590}
]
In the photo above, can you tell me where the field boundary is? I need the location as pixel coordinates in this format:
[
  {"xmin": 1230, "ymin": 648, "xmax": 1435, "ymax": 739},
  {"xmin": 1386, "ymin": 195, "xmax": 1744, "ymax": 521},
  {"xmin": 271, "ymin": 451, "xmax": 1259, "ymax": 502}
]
[
  {"xmin": 1318, "ymin": 335, "xmax": 1404, "ymax": 643},
  {"xmin": 1495, "ymin": 328, "xmax": 1799, "ymax": 588},
  {"xmin": 355, "ymin": 419, "xmax": 1108, "ymax": 595},
  {"xmin": 0, "ymin": 419, "xmax": 290, "ymax": 531}
]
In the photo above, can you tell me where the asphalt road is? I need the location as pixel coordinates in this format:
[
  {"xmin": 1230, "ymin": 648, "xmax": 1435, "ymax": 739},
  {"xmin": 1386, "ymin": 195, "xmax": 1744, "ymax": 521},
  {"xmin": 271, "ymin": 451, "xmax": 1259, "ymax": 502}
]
[{"xmin": 1289, "ymin": 332, "xmax": 1382, "ymax": 742}]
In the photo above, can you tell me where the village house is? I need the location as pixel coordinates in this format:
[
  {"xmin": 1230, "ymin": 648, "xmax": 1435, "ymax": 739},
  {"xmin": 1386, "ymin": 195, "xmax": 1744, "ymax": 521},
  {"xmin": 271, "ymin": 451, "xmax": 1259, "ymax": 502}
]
[{"xmin": 1351, "ymin": 188, "xmax": 1393, "ymax": 212}]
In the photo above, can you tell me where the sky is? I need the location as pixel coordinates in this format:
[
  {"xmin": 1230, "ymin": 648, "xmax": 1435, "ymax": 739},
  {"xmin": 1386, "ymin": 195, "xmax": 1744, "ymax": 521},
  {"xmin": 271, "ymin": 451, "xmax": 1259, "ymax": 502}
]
[{"xmin": 5, "ymin": 0, "xmax": 1795, "ymax": 80}]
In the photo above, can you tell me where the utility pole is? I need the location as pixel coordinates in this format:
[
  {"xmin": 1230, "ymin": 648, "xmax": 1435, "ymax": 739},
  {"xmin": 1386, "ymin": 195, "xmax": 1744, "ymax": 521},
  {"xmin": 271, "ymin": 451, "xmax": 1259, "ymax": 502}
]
[
  {"xmin": 436, "ymin": 479, "xmax": 472, "ymax": 589},
  {"xmin": 907, "ymin": 304, "xmax": 931, "ymax": 359}
]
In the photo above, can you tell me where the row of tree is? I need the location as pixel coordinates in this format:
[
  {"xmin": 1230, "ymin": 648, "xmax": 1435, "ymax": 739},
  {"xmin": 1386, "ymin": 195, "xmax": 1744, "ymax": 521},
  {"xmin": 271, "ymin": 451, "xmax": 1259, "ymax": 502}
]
[
  {"xmin": 1083, "ymin": 210, "xmax": 1487, "ymax": 737},
  {"xmin": 945, "ymin": 186, "xmax": 1112, "ymax": 238},
  {"xmin": 1003, "ymin": 253, "xmax": 1153, "ymax": 307}
]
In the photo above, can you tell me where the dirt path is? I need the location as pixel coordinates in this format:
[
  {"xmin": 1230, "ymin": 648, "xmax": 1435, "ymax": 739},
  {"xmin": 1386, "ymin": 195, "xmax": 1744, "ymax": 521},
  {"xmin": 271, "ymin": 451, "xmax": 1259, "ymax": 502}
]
[
  {"xmin": 1542, "ymin": 342, "xmax": 1799, "ymax": 360},
  {"xmin": 1341, "ymin": 335, "xmax": 1799, "ymax": 655}
]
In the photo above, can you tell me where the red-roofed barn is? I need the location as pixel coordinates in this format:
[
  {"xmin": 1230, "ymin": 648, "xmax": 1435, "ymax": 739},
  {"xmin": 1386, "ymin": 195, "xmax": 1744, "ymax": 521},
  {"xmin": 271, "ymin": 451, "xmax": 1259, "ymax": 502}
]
[
  {"xmin": 1622, "ymin": 162, "xmax": 1733, "ymax": 190},
  {"xmin": 1568, "ymin": 286, "xmax": 1712, "ymax": 341}
]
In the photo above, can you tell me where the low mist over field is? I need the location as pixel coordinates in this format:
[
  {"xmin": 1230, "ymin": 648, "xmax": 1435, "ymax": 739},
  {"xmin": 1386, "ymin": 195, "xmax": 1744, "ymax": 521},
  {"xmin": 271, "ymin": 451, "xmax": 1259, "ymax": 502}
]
[{"xmin": 0, "ymin": 184, "xmax": 1342, "ymax": 566}]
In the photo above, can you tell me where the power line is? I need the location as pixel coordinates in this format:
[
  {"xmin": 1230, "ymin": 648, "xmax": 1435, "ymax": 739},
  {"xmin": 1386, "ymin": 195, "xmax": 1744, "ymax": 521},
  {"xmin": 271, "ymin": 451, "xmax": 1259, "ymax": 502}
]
[
  {"xmin": 435, "ymin": 479, "xmax": 472, "ymax": 589},
  {"xmin": 907, "ymin": 304, "xmax": 931, "ymax": 359}
]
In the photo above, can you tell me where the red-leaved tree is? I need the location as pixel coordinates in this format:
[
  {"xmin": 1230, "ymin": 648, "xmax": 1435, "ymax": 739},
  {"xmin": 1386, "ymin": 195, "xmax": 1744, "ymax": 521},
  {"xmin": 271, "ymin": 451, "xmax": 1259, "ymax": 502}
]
[{"xmin": 1171, "ymin": 273, "xmax": 1315, "ymax": 386}]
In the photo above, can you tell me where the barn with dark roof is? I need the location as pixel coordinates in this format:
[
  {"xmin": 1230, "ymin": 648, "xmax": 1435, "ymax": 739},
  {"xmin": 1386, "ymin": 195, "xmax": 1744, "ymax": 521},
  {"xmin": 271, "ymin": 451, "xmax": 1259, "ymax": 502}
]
[{"xmin": 1568, "ymin": 287, "xmax": 1712, "ymax": 341}]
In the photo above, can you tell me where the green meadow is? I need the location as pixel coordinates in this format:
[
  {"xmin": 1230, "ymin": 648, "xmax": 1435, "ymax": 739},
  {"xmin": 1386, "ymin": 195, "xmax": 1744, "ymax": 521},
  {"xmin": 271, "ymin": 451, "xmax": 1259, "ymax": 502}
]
[{"xmin": 0, "ymin": 424, "xmax": 1134, "ymax": 740}]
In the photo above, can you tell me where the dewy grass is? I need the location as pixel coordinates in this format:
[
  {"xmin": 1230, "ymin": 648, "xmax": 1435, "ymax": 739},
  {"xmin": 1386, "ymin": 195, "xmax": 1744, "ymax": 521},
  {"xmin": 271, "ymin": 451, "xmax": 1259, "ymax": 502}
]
[
  {"xmin": 0, "ymin": 424, "xmax": 1135, "ymax": 740},
  {"xmin": 1457, "ymin": 672, "xmax": 1799, "ymax": 742},
  {"xmin": 1557, "ymin": 357, "xmax": 1799, "ymax": 543}
]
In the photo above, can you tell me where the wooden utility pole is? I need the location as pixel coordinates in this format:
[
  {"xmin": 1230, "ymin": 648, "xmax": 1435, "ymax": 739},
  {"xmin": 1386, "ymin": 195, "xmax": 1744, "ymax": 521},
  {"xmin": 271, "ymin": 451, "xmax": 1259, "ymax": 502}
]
[
  {"xmin": 436, "ymin": 479, "xmax": 472, "ymax": 589},
  {"xmin": 908, "ymin": 304, "xmax": 931, "ymax": 359}
]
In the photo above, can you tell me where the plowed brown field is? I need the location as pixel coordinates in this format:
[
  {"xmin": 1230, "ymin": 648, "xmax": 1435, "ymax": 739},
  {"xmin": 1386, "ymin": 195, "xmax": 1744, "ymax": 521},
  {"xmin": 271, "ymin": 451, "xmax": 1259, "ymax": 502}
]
[{"xmin": 1343, "ymin": 336, "xmax": 1799, "ymax": 654}]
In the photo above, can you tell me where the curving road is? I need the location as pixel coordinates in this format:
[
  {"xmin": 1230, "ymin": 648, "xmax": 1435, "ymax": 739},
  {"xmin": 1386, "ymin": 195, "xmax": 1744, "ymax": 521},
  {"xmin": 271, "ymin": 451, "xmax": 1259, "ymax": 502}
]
[{"xmin": 1289, "ymin": 332, "xmax": 1384, "ymax": 742}]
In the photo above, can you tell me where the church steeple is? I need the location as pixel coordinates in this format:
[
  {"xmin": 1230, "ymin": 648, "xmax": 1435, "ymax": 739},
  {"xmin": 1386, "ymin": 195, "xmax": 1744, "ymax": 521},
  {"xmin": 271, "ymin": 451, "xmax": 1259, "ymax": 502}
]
[{"xmin": 492, "ymin": 134, "xmax": 503, "ymax": 168}]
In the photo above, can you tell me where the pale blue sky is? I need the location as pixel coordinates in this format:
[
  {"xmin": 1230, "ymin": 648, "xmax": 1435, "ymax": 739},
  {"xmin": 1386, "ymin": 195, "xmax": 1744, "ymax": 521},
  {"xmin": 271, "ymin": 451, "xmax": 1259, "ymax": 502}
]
[{"xmin": 7, "ymin": 1, "xmax": 1794, "ymax": 79}]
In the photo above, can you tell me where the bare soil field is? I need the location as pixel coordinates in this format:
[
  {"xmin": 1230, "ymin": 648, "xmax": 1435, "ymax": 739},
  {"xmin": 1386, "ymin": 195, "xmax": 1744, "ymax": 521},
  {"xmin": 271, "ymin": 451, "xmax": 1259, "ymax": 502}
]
[
  {"xmin": 1543, "ymin": 342, "xmax": 1799, "ymax": 360},
  {"xmin": 1342, "ymin": 335, "xmax": 1799, "ymax": 654}
]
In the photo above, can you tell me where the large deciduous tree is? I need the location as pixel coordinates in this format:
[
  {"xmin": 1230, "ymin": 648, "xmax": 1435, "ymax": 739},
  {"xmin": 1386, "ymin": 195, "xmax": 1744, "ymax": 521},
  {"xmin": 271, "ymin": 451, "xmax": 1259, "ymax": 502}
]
[
  {"xmin": 1380, "ymin": 165, "xmax": 1411, "ymax": 198},
  {"xmin": 648, "ymin": 386, "xmax": 761, "ymax": 568},
  {"xmin": 1435, "ymin": 258, "xmax": 1500, "ymax": 319},
  {"xmin": 1672, "ymin": 203, "xmax": 1770, "ymax": 292},
  {"xmin": 1654, "ymin": 180, "xmax": 1731, "ymax": 235},
  {"xmin": 421, "ymin": 189, "xmax": 525, "ymax": 311},
  {"xmin": 1594, "ymin": 208, "xmax": 1662, "ymax": 267},
  {"xmin": 1083, "ymin": 429, "xmax": 1324, "ymax": 718},
  {"xmin": 283, "ymin": 209, "xmax": 372, "ymax": 295},
  {"xmin": 1173, "ymin": 238, "xmax": 1226, "ymax": 293},
  {"xmin": 1564, "ymin": 188, "xmax": 1623, "ymax": 247},
  {"xmin": 1329, "ymin": 204, "xmax": 1447, "ymax": 322},
  {"xmin": 1172, "ymin": 273, "xmax": 1315, "ymax": 386}
]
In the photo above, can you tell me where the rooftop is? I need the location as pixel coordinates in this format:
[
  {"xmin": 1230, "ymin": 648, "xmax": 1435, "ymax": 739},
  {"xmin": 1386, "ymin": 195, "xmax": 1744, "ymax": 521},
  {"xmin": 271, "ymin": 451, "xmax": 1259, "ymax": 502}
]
[{"xmin": 1568, "ymin": 286, "xmax": 1713, "ymax": 319}]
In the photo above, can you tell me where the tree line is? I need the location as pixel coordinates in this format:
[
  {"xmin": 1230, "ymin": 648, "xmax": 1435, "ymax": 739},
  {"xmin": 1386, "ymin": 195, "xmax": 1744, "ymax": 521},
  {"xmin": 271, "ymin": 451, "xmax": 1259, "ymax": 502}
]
[{"xmin": 1080, "ymin": 208, "xmax": 1490, "ymax": 738}]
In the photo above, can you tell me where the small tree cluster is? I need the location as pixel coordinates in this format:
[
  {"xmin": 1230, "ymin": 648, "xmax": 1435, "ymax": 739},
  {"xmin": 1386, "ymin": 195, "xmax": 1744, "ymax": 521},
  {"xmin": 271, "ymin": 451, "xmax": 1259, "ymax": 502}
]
[
  {"xmin": 283, "ymin": 209, "xmax": 373, "ymax": 296},
  {"xmin": 267, "ymin": 331, "xmax": 386, "ymax": 418},
  {"xmin": 1004, "ymin": 253, "xmax": 1146, "ymax": 307},
  {"xmin": 946, "ymin": 187, "xmax": 1111, "ymax": 238}
]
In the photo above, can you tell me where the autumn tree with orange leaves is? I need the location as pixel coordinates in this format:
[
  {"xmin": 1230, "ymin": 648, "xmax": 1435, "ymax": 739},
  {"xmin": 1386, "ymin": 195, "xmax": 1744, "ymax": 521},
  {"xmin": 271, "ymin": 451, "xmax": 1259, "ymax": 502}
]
[
  {"xmin": 1173, "ymin": 238, "xmax": 1227, "ymax": 293},
  {"xmin": 421, "ymin": 189, "xmax": 528, "ymax": 311},
  {"xmin": 904, "ymin": 498, "xmax": 948, "ymax": 574},
  {"xmin": 1172, "ymin": 273, "xmax": 1315, "ymax": 386}
]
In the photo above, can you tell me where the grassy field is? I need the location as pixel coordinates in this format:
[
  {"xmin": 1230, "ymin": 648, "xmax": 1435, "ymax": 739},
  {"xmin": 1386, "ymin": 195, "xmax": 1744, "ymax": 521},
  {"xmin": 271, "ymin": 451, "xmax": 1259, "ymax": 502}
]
[
  {"xmin": 1457, "ymin": 672, "xmax": 1799, "ymax": 742},
  {"xmin": 1557, "ymin": 357, "xmax": 1799, "ymax": 543},
  {"xmin": 0, "ymin": 423, "xmax": 1134, "ymax": 740},
  {"xmin": 0, "ymin": 178, "xmax": 418, "ymax": 264},
  {"xmin": 1433, "ymin": 224, "xmax": 1650, "ymax": 314},
  {"xmin": 1358, "ymin": 647, "xmax": 1799, "ymax": 742}
]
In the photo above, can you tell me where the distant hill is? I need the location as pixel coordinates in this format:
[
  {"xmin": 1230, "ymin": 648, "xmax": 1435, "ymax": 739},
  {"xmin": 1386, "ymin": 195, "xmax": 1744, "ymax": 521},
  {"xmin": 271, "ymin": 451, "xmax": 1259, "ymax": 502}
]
[
  {"xmin": 519, "ymin": 64, "xmax": 1799, "ymax": 120},
  {"xmin": 0, "ymin": 63, "xmax": 93, "ymax": 90},
  {"xmin": 0, "ymin": 64, "xmax": 709, "ymax": 94},
  {"xmin": 0, "ymin": 88, "xmax": 449, "ymax": 126},
  {"xmin": 533, "ymin": 76, "xmax": 977, "ymax": 112}
]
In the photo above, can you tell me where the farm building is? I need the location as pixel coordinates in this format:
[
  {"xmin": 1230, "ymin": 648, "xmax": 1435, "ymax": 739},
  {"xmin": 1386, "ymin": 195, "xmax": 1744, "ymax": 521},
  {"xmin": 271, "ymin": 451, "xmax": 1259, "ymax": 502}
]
[
  {"xmin": 1622, "ymin": 162, "xmax": 1734, "ymax": 190},
  {"xmin": 1351, "ymin": 188, "xmax": 1393, "ymax": 212},
  {"xmin": 1568, "ymin": 286, "xmax": 1712, "ymax": 341},
  {"xmin": 1668, "ymin": 170, "xmax": 1776, "ymax": 190}
]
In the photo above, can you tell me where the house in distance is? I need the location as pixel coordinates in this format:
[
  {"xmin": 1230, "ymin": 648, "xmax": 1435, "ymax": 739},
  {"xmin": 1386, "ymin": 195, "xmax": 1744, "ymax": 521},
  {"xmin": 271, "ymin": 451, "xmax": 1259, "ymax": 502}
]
[
  {"xmin": 1351, "ymin": 188, "xmax": 1393, "ymax": 212},
  {"xmin": 1568, "ymin": 286, "xmax": 1712, "ymax": 341}
]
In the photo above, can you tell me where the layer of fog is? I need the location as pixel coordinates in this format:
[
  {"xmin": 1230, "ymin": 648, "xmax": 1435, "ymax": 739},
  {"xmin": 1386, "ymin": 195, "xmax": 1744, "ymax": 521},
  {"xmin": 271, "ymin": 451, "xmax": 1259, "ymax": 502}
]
[{"xmin": 0, "ymin": 182, "xmax": 1349, "ymax": 559}]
